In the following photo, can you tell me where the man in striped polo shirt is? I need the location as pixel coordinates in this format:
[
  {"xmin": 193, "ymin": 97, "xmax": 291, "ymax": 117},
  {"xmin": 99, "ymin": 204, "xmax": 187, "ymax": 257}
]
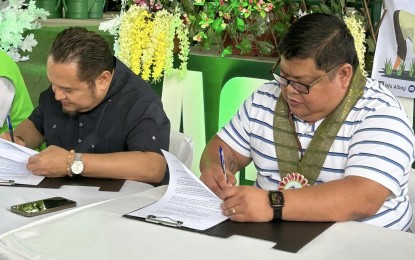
[{"xmin": 200, "ymin": 13, "xmax": 414, "ymax": 231}]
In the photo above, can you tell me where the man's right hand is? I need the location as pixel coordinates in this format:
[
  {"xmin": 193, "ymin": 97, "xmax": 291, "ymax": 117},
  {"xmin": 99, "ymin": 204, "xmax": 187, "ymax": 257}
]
[
  {"xmin": 0, "ymin": 132, "xmax": 25, "ymax": 146},
  {"xmin": 200, "ymin": 164, "xmax": 236, "ymax": 196}
]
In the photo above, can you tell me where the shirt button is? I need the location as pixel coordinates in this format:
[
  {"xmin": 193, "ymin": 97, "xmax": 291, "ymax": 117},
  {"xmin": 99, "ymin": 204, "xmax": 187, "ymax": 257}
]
[
  {"xmin": 78, "ymin": 139, "xmax": 82, "ymax": 143},
  {"xmin": 53, "ymin": 124, "xmax": 57, "ymax": 128},
  {"xmin": 79, "ymin": 123, "xmax": 83, "ymax": 127}
]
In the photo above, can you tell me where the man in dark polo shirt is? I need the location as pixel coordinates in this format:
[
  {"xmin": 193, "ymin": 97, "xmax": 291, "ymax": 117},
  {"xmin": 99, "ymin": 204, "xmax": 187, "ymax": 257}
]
[{"xmin": 1, "ymin": 27, "xmax": 170, "ymax": 184}]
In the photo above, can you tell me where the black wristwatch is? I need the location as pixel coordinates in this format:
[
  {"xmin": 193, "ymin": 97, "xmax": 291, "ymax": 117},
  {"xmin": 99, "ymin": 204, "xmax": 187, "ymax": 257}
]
[{"xmin": 268, "ymin": 190, "xmax": 285, "ymax": 222}]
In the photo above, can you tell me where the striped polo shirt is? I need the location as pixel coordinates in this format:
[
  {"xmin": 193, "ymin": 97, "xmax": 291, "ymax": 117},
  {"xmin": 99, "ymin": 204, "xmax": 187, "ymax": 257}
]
[{"xmin": 218, "ymin": 79, "xmax": 415, "ymax": 231}]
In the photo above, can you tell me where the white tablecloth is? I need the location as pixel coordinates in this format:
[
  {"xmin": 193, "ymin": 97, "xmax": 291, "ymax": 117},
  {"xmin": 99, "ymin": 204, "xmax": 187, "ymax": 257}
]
[
  {"xmin": 1, "ymin": 186, "xmax": 414, "ymax": 260},
  {"xmin": 0, "ymin": 180, "xmax": 153, "ymax": 235}
]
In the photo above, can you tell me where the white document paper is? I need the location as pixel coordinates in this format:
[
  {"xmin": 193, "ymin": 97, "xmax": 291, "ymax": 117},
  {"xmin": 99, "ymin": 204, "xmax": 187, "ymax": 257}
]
[
  {"xmin": 0, "ymin": 138, "xmax": 44, "ymax": 185},
  {"xmin": 127, "ymin": 150, "xmax": 228, "ymax": 231}
]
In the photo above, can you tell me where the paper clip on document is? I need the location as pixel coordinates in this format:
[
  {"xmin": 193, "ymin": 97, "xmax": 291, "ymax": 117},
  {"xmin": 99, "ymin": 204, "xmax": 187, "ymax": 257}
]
[
  {"xmin": 146, "ymin": 215, "xmax": 183, "ymax": 228},
  {"xmin": 0, "ymin": 178, "xmax": 15, "ymax": 186}
]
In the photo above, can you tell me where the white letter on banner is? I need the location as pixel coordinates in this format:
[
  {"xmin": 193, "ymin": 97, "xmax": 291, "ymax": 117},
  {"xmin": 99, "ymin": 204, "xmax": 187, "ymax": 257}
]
[{"xmin": 162, "ymin": 70, "xmax": 206, "ymax": 176}]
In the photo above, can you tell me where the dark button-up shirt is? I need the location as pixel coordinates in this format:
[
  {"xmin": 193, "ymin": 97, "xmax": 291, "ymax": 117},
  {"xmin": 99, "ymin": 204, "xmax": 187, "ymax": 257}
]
[{"xmin": 29, "ymin": 58, "xmax": 170, "ymax": 156}]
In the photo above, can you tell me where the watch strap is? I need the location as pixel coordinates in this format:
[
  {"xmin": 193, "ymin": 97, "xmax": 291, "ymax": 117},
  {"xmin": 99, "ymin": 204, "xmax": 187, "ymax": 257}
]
[
  {"xmin": 272, "ymin": 207, "xmax": 283, "ymax": 222},
  {"xmin": 74, "ymin": 153, "xmax": 82, "ymax": 162},
  {"xmin": 70, "ymin": 153, "xmax": 84, "ymax": 175}
]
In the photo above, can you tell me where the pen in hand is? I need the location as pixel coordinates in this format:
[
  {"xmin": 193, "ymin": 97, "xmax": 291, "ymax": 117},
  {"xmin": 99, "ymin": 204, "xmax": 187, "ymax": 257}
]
[
  {"xmin": 6, "ymin": 114, "xmax": 15, "ymax": 143},
  {"xmin": 218, "ymin": 146, "xmax": 227, "ymax": 182}
]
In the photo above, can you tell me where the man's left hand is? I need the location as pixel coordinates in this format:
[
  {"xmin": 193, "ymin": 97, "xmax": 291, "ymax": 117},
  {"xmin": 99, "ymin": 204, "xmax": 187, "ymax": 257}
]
[{"xmin": 219, "ymin": 186, "xmax": 273, "ymax": 222}]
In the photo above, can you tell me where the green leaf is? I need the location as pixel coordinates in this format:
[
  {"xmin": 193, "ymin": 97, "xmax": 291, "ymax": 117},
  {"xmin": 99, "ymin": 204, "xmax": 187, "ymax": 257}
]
[
  {"xmin": 275, "ymin": 9, "xmax": 290, "ymax": 22},
  {"xmin": 320, "ymin": 4, "xmax": 332, "ymax": 15},
  {"xmin": 258, "ymin": 40, "xmax": 275, "ymax": 55},
  {"xmin": 272, "ymin": 22, "xmax": 289, "ymax": 38},
  {"xmin": 188, "ymin": 14, "xmax": 196, "ymax": 21},
  {"xmin": 193, "ymin": 0, "xmax": 205, "ymax": 6},
  {"xmin": 212, "ymin": 18, "xmax": 225, "ymax": 34},
  {"xmin": 221, "ymin": 46, "xmax": 233, "ymax": 57},
  {"xmin": 310, "ymin": 5, "xmax": 323, "ymax": 14},
  {"xmin": 236, "ymin": 17, "xmax": 245, "ymax": 32},
  {"xmin": 236, "ymin": 38, "xmax": 252, "ymax": 54},
  {"xmin": 365, "ymin": 37, "xmax": 376, "ymax": 53},
  {"xmin": 331, "ymin": 1, "xmax": 340, "ymax": 15}
]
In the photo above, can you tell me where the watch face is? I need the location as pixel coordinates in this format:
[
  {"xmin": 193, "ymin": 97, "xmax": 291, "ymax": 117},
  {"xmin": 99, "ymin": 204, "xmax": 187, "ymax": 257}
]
[
  {"xmin": 71, "ymin": 161, "xmax": 84, "ymax": 175},
  {"xmin": 269, "ymin": 191, "xmax": 284, "ymax": 207}
]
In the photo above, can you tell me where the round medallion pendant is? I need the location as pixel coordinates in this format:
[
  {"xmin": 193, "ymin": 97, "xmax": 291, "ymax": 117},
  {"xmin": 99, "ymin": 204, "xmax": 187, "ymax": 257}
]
[{"xmin": 278, "ymin": 172, "xmax": 310, "ymax": 190}]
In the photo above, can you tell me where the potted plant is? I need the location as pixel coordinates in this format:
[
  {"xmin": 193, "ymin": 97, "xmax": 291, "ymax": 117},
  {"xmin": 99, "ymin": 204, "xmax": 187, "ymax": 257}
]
[
  {"xmin": 189, "ymin": 0, "xmax": 377, "ymax": 61},
  {"xmin": 190, "ymin": 0, "xmax": 300, "ymax": 57}
]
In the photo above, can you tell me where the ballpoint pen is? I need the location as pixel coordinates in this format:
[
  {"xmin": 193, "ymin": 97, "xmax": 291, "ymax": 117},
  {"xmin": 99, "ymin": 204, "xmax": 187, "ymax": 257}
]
[
  {"xmin": 6, "ymin": 114, "xmax": 15, "ymax": 143},
  {"xmin": 218, "ymin": 146, "xmax": 227, "ymax": 182}
]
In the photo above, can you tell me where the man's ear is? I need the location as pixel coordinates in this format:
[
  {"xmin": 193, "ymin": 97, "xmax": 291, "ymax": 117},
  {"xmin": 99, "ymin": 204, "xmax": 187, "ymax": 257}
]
[
  {"xmin": 337, "ymin": 64, "xmax": 354, "ymax": 89},
  {"xmin": 95, "ymin": 70, "xmax": 113, "ymax": 91}
]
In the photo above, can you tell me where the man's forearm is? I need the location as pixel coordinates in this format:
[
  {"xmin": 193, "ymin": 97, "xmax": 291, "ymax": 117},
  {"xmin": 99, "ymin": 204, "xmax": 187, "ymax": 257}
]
[
  {"xmin": 200, "ymin": 135, "xmax": 250, "ymax": 175},
  {"xmin": 81, "ymin": 151, "xmax": 166, "ymax": 183},
  {"xmin": 14, "ymin": 119, "xmax": 44, "ymax": 149},
  {"xmin": 280, "ymin": 176, "xmax": 390, "ymax": 222}
]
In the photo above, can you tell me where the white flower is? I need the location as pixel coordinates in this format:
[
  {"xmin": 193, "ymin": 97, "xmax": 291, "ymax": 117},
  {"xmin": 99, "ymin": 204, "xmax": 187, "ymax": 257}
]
[
  {"xmin": 20, "ymin": 34, "xmax": 37, "ymax": 52},
  {"xmin": 296, "ymin": 10, "xmax": 308, "ymax": 18},
  {"xmin": 0, "ymin": 0, "xmax": 48, "ymax": 61},
  {"xmin": 99, "ymin": 15, "xmax": 122, "ymax": 36}
]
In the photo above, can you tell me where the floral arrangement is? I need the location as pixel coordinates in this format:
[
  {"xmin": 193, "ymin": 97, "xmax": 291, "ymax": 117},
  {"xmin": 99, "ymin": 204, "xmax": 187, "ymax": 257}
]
[
  {"xmin": 100, "ymin": 0, "xmax": 372, "ymax": 79},
  {"xmin": 189, "ymin": 0, "xmax": 375, "ymax": 64},
  {"xmin": 100, "ymin": 1, "xmax": 190, "ymax": 82},
  {"xmin": 132, "ymin": 0, "xmax": 195, "ymax": 15},
  {"xmin": 0, "ymin": 0, "xmax": 48, "ymax": 61},
  {"xmin": 190, "ymin": 0, "xmax": 298, "ymax": 57},
  {"xmin": 344, "ymin": 12, "xmax": 368, "ymax": 76}
]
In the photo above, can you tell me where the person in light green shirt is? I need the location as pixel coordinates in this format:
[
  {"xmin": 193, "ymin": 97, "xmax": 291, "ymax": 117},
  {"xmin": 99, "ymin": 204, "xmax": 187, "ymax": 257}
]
[{"xmin": 0, "ymin": 50, "xmax": 33, "ymax": 135}]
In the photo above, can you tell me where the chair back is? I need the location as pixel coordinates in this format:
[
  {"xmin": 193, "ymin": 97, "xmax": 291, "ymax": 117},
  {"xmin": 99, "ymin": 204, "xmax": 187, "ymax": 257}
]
[{"xmin": 169, "ymin": 131, "xmax": 194, "ymax": 170}]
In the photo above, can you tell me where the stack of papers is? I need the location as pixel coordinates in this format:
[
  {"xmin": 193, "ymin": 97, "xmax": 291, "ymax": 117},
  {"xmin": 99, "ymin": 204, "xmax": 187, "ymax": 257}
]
[
  {"xmin": 126, "ymin": 150, "xmax": 228, "ymax": 231},
  {"xmin": 0, "ymin": 139, "xmax": 44, "ymax": 185}
]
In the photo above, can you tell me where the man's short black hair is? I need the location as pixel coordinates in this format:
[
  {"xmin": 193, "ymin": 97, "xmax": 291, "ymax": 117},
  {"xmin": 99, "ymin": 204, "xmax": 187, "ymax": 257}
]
[
  {"xmin": 279, "ymin": 13, "xmax": 359, "ymax": 71},
  {"xmin": 49, "ymin": 27, "xmax": 114, "ymax": 83}
]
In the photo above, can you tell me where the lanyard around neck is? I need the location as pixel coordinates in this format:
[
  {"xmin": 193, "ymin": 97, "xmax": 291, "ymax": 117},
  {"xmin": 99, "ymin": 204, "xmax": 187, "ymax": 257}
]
[
  {"xmin": 273, "ymin": 67, "xmax": 366, "ymax": 185},
  {"xmin": 287, "ymin": 110, "xmax": 304, "ymax": 161}
]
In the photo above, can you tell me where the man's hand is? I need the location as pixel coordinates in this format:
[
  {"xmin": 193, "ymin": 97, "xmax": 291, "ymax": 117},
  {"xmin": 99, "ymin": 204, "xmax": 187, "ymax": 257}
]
[
  {"xmin": 219, "ymin": 186, "xmax": 273, "ymax": 222},
  {"xmin": 27, "ymin": 145, "xmax": 69, "ymax": 177},
  {"xmin": 200, "ymin": 164, "xmax": 236, "ymax": 196},
  {"xmin": 200, "ymin": 135, "xmax": 250, "ymax": 196},
  {"xmin": 0, "ymin": 132, "xmax": 25, "ymax": 146}
]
